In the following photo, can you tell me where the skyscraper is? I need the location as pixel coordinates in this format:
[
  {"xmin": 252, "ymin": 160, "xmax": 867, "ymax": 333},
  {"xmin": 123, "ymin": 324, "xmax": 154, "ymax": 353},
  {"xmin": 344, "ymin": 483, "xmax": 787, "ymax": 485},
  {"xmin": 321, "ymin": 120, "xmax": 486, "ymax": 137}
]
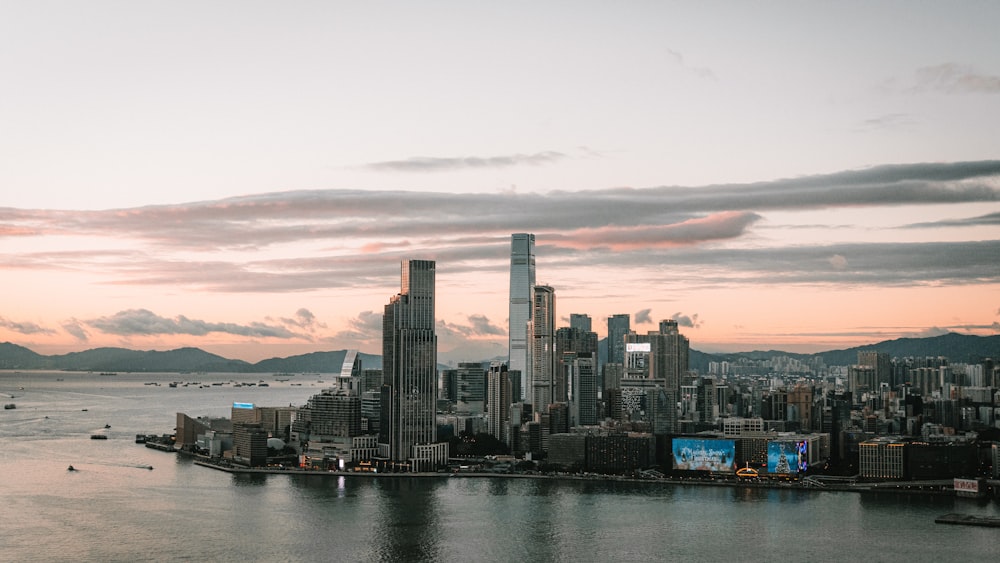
[
  {"xmin": 531, "ymin": 284, "xmax": 556, "ymax": 411},
  {"xmin": 380, "ymin": 260, "xmax": 444, "ymax": 467},
  {"xmin": 487, "ymin": 361, "xmax": 511, "ymax": 445},
  {"xmin": 508, "ymin": 233, "xmax": 536, "ymax": 401},
  {"xmin": 569, "ymin": 313, "xmax": 592, "ymax": 332},
  {"xmin": 607, "ymin": 314, "xmax": 630, "ymax": 365},
  {"xmin": 649, "ymin": 319, "xmax": 690, "ymax": 433}
]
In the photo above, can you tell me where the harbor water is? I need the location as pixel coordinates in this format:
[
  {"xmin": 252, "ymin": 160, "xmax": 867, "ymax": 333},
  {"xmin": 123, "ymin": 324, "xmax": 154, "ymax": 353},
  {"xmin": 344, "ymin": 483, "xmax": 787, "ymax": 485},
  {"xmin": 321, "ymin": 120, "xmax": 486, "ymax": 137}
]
[{"xmin": 2, "ymin": 371, "xmax": 998, "ymax": 562}]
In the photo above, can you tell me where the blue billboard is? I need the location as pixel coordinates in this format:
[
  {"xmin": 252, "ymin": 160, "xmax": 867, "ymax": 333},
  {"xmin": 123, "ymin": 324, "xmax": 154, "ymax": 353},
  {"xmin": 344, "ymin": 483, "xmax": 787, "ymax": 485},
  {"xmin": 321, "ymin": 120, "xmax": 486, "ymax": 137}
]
[
  {"xmin": 767, "ymin": 440, "xmax": 807, "ymax": 474},
  {"xmin": 672, "ymin": 438, "xmax": 736, "ymax": 473},
  {"xmin": 233, "ymin": 402, "xmax": 254, "ymax": 410}
]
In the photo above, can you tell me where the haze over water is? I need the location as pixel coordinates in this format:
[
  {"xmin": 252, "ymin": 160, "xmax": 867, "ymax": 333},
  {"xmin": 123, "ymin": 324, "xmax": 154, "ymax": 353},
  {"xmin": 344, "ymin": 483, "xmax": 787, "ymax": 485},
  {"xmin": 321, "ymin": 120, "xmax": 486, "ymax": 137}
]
[{"xmin": 1, "ymin": 371, "xmax": 998, "ymax": 562}]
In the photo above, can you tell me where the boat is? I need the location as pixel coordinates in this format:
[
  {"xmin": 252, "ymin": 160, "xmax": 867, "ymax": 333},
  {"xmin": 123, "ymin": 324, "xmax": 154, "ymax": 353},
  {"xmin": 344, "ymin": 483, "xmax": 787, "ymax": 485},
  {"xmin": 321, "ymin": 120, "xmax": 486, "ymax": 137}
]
[
  {"xmin": 104, "ymin": 424, "xmax": 111, "ymax": 429},
  {"xmin": 135, "ymin": 434, "xmax": 147, "ymax": 443},
  {"xmin": 90, "ymin": 434, "xmax": 108, "ymax": 440},
  {"xmin": 67, "ymin": 465, "xmax": 76, "ymax": 471},
  {"xmin": 3, "ymin": 403, "xmax": 15, "ymax": 410},
  {"xmin": 99, "ymin": 372, "xmax": 117, "ymax": 376}
]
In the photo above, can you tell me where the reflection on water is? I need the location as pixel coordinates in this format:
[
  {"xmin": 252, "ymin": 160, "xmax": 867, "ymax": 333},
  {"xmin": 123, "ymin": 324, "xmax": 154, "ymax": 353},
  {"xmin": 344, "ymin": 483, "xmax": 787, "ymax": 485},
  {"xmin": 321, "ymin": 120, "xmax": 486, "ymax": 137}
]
[
  {"xmin": 3, "ymin": 372, "xmax": 1000, "ymax": 562},
  {"xmin": 232, "ymin": 472, "xmax": 268, "ymax": 487},
  {"xmin": 372, "ymin": 479, "xmax": 443, "ymax": 562}
]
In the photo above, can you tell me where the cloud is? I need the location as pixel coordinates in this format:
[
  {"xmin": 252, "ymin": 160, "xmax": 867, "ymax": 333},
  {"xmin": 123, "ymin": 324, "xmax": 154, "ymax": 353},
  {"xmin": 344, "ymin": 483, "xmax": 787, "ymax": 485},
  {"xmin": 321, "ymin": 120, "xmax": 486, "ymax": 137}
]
[
  {"xmin": 634, "ymin": 309, "xmax": 653, "ymax": 324},
  {"xmin": 437, "ymin": 314, "xmax": 508, "ymax": 339},
  {"xmin": 333, "ymin": 311, "xmax": 383, "ymax": 342},
  {"xmin": 279, "ymin": 308, "xmax": 326, "ymax": 331},
  {"xmin": 666, "ymin": 48, "xmax": 717, "ymax": 80},
  {"xmin": 467, "ymin": 314, "xmax": 506, "ymax": 336},
  {"xmin": 2, "ymin": 160, "xmax": 999, "ymax": 295},
  {"xmin": 546, "ymin": 211, "xmax": 762, "ymax": 251},
  {"xmin": 828, "ymin": 254, "xmax": 848, "ymax": 270},
  {"xmin": 911, "ymin": 326, "xmax": 950, "ymax": 338},
  {"xmin": 364, "ymin": 151, "xmax": 567, "ymax": 172},
  {"xmin": 912, "ymin": 63, "xmax": 1000, "ymax": 94},
  {"xmin": 85, "ymin": 309, "xmax": 301, "ymax": 339},
  {"xmin": 672, "ymin": 312, "xmax": 702, "ymax": 328},
  {"xmin": 0, "ymin": 316, "xmax": 56, "ymax": 336},
  {"xmin": 901, "ymin": 211, "xmax": 1000, "ymax": 229},
  {"xmin": 4, "ymin": 160, "xmax": 998, "ymax": 253},
  {"xmin": 61, "ymin": 319, "xmax": 90, "ymax": 341},
  {"xmin": 859, "ymin": 113, "xmax": 916, "ymax": 131}
]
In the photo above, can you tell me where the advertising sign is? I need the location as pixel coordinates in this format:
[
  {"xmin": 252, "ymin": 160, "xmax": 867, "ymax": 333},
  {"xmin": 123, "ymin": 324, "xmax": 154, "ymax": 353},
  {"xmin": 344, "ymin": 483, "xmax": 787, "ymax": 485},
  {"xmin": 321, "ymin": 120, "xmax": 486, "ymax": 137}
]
[
  {"xmin": 626, "ymin": 342, "xmax": 651, "ymax": 353},
  {"xmin": 233, "ymin": 402, "xmax": 254, "ymax": 410},
  {"xmin": 767, "ymin": 441, "xmax": 801, "ymax": 474},
  {"xmin": 672, "ymin": 438, "xmax": 736, "ymax": 473}
]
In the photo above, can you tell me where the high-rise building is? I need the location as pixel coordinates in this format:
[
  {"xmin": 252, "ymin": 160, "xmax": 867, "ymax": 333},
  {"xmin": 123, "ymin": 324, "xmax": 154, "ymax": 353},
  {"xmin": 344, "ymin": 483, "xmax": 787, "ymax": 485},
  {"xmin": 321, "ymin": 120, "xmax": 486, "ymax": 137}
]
[
  {"xmin": 607, "ymin": 314, "xmax": 631, "ymax": 365},
  {"xmin": 555, "ymin": 325, "xmax": 598, "ymax": 407},
  {"xmin": 569, "ymin": 313, "xmax": 592, "ymax": 332},
  {"xmin": 487, "ymin": 361, "xmax": 511, "ymax": 445},
  {"xmin": 380, "ymin": 260, "xmax": 443, "ymax": 466},
  {"xmin": 566, "ymin": 355, "xmax": 598, "ymax": 427},
  {"xmin": 456, "ymin": 362, "xmax": 486, "ymax": 414},
  {"xmin": 650, "ymin": 320, "xmax": 689, "ymax": 388},
  {"xmin": 531, "ymin": 285, "xmax": 556, "ymax": 411},
  {"xmin": 858, "ymin": 351, "xmax": 892, "ymax": 388},
  {"xmin": 291, "ymin": 389, "xmax": 362, "ymax": 441},
  {"xmin": 509, "ymin": 234, "xmax": 536, "ymax": 401}
]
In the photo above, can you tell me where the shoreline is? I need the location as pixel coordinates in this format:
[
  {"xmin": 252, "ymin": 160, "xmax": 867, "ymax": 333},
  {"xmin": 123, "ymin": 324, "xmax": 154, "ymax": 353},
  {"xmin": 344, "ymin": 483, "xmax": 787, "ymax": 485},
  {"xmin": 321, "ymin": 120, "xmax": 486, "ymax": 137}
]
[{"xmin": 191, "ymin": 459, "xmax": 975, "ymax": 497}]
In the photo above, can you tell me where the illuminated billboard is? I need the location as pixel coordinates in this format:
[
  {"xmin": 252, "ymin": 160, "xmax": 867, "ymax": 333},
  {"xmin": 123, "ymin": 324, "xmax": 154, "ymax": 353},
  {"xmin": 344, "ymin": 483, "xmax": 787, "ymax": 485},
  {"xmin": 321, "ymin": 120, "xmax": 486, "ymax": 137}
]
[
  {"xmin": 233, "ymin": 402, "xmax": 254, "ymax": 410},
  {"xmin": 626, "ymin": 342, "xmax": 651, "ymax": 353},
  {"xmin": 767, "ymin": 440, "xmax": 808, "ymax": 474},
  {"xmin": 672, "ymin": 438, "xmax": 736, "ymax": 473}
]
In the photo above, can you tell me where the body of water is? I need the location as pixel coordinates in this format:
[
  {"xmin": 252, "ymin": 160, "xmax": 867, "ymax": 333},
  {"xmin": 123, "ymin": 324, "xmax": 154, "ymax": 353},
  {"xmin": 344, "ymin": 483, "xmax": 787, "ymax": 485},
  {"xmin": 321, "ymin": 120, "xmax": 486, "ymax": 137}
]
[{"xmin": 2, "ymin": 371, "xmax": 998, "ymax": 562}]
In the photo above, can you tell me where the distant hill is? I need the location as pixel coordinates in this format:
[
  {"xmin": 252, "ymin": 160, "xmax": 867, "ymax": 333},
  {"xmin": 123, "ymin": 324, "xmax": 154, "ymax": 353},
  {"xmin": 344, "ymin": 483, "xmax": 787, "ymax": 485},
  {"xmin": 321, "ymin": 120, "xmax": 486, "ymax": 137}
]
[
  {"xmin": 688, "ymin": 333, "xmax": 999, "ymax": 372},
  {"xmin": 0, "ymin": 332, "xmax": 996, "ymax": 374},
  {"xmin": 0, "ymin": 342, "xmax": 47, "ymax": 370},
  {"xmin": 0, "ymin": 342, "xmax": 379, "ymax": 374},
  {"xmin": 253, "ymin": 350, "xmax": 382, "ymax": 373},
  {"xmin": 814, "ymin": 332, "xmax": 1000, "ymax": 366}
]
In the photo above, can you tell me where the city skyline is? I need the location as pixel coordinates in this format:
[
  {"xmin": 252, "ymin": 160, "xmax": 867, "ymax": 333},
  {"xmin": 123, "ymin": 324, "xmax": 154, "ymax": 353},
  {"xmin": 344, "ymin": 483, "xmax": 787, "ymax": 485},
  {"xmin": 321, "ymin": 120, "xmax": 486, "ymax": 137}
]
[{"xmin": 2, "ymin": 3, "xmax": 999, "ymax": 363}]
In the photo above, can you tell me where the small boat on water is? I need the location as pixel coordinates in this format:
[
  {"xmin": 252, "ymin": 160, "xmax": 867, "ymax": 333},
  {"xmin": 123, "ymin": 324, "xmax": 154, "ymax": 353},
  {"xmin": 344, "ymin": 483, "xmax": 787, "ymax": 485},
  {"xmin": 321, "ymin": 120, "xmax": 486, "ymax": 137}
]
[
  {"xmin": 104, "ymin": 424, "xmax": 111, "ymax": 429},
  {"xmin": 67, "ymin": 465, "xmax": 76, "ymax": 471},
  {"xmin": 90, "ymin": 434, "xmax": 108, "ymax": 440},
  {"xmin": 3, "ymin": 403, "xmax": 15, "ymax": 410}
]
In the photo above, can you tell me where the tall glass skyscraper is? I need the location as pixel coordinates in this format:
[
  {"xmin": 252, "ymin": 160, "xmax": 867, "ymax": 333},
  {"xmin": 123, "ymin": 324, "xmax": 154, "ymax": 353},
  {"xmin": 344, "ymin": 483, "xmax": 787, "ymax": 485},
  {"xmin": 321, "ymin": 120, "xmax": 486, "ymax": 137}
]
[
  {"xmin": 531, "ymin": 284, "xmax": 556, "ymax": 410},
  {"xmin": 381, "ymin": 259, "xmax": 438, "ymax": 463},
  {"xmin": 508, "ymin": 233, "xmax": 536, "ymax": 401},
  {"xmin": 607, "ymin": 314, "xmax": 631, "ymax": 365}
]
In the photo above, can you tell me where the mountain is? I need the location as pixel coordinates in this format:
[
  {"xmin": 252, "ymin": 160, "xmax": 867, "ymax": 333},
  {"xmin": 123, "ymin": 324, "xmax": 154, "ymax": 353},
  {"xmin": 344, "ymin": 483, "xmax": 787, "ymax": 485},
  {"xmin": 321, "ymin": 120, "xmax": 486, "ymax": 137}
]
[
  {"xmin": 253, "ymin": 350, "xmax": 382, "ymax": 373},
  {"xmin": 687, "ymin": 333, "xmax": 1000, "ymax": 372},
  {"xmin": 0, "ymin": 342, "xmax": 48, "ymax": 369},
  {"xmin": 814, "ymin": 332, "xmax": 1000, "ymax": 367},
  {"xmin": 1, "ymin": 332, "xmax": 997, "ymax": 374},
  {"xmin": 0, "ymin": 342, "xmax": 382, "ymax": 374}
]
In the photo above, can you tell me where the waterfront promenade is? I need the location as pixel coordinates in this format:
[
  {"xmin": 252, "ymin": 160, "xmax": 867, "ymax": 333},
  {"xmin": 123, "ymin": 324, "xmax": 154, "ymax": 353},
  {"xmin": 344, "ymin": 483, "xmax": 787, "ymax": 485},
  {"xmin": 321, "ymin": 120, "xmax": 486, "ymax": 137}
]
[{"xmin": 190, "ymin": 458, "xmax": 982, "ymax": 498}]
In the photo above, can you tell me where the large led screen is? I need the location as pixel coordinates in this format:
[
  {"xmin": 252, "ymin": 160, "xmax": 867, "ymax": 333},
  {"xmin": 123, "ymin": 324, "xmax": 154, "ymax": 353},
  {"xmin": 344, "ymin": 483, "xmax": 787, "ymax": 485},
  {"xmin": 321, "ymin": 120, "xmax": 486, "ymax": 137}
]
[
  {"xmin": 671, "ymin": 438, "xmax": 736, "ymax": 473},
  {"xmin": 767, "ymin": 441, "xmax": 806, "ymax": 474}
]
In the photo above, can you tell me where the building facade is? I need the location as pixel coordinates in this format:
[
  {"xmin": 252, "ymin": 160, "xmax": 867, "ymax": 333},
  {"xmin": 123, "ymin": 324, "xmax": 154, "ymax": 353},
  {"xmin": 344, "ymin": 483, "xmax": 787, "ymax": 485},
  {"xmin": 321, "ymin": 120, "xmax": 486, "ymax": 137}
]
[
  {"xmin": 380, "ymin": 260, "xmax": 441, "ymax": 466},
  {"xmin": 508, "ymin": 233, "xmax": 536, "ymax": 402},
  {"xmin": 531, "ymin": 285, "xmax": 556, "ymax": 412}
]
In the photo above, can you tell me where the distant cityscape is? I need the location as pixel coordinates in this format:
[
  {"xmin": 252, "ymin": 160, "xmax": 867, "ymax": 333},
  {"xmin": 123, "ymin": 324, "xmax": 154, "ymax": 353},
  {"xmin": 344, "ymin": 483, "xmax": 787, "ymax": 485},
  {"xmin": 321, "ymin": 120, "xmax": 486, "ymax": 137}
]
[
  {"xmin": 5, "ymin": 233, "xmax": 1000, "ymax": 497},
  {"xmin": 139, "ymin": 234, "xmax": 999, "ymax": 499}
]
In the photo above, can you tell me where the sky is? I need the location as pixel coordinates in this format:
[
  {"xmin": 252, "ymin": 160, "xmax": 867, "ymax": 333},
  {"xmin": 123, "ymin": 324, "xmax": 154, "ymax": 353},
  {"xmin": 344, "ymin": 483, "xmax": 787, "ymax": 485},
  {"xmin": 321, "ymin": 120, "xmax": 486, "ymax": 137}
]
[{"xmin": 2, "ymin": 1, "xmax": 999, "ymax": 365}]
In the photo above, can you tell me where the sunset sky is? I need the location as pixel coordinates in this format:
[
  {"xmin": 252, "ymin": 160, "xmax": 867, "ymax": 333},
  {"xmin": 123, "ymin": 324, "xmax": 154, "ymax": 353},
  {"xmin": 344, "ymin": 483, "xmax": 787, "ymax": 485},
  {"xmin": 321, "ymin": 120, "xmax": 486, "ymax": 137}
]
[{"xmin": 2, "ymin": 2, "xmax": 998, "ymax": 364}]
